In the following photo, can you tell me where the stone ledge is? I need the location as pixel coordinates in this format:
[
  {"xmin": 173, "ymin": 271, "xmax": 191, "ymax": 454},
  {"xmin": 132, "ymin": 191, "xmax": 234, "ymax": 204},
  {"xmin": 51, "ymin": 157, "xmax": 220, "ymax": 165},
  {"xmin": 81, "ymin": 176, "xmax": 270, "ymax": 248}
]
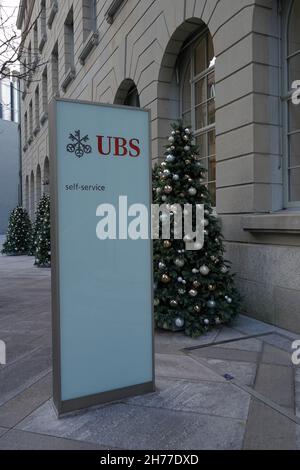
[
  {"xmin": 243, "ymin": 213, "xmax": 300, "ymax": 234},
  {"xmin": 78, "ymin": 32, "xmax": 99, "ymax": 65},
  {"xmin": 105, "ymin": 0, "xmax": 126, "ymax": 24}
]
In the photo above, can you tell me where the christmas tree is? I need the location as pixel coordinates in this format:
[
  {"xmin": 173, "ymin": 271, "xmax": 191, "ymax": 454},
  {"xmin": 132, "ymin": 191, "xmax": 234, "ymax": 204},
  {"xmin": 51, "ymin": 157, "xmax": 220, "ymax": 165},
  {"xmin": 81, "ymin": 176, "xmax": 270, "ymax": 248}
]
[
  {"xmin": 153, "ymin": 122, "xmax": 240, "ymax": 337},
  {"xmin": 30, "ymin": 194, "xmax": 47, "ymax": 257},
  {"xmin": 1, "ymin": 206, "xmax": 32, "ymax": 255},
  {"xmin": 34, "ymin": 193, "xmax": 51, "ymax": 267}
]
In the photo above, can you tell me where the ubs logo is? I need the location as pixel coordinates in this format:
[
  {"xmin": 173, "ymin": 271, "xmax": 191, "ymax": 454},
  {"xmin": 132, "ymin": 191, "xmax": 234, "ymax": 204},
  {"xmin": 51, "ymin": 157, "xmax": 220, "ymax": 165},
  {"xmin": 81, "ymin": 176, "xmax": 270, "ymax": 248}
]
[
  {"xmin": 66, "ymin": 130, "xmax": 141, "ymax": 159},
  {"xmin": 67, "ymin": 130, "xmax": 92, "ymax": 158}
]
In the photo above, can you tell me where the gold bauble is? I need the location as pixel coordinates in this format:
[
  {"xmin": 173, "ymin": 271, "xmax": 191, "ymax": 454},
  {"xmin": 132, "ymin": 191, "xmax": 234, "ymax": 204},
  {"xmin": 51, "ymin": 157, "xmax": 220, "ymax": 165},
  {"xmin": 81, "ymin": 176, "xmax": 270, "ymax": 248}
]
[
  {"xmin": 161, "ymin": 274, "xmax": 171, "ymax": 284},
  {"xmin": 163, "ymin": 240, "xmax": 172, "ymax": 248}
]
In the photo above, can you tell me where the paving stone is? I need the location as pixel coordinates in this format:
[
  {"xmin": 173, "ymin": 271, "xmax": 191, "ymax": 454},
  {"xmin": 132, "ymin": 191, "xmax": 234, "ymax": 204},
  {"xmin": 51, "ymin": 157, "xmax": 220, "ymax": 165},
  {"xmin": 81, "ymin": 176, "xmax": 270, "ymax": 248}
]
[
  {"xmin": 155, "ymin": 353, "xmax": 224, "ymax": 382},
  {"xmin": 0, "ymin": 373, "xmax": 52, "ymax": 428},
  {"xmin": 215, "ymin": 337, "xmax": 263, "ymax": 352},
  {"xmin": 0, "ymin": 427, "xmax": 7, "ymax": 438},
  {"xmin": 0, "ymin": 346, "xmax": 52, "ymax": 406},
  {"xmin": 261, "ymin": 344, "xmax": 292, "ymax": 366},
  {"xmin": 213, "ymin": 327, "xmax": 245, "ymax": 343},
  {"xmin": 262, "ymin": 333, "xmax": 295, "ymax": 353},
  {"xmin": 198, "ymin": 358, "xmax": 257, "ymax": 387},
  {"xmin": 254, "ymin": 363, "xmax": 294, "ymax": 408},
  {"xmin": 126, "ymin": 378, "xmax": 251, "ymax": 420},
  {"xmin": 243, "ymin": 399, "xmax": 297, "ymax": 450},
  {"xmin": 0, "ymin": 429, "xmax": 105, "ymax": 450},
  {"xmin": 191, "ymin": 346, "xmax": 259, "ymax": 363},
  {"xmin": 155, "ymin": 330, "xmax": 219, "ymax": 355},
  {"xmin": 234, "ymin": 315, "xmax": 276, "ymax": 335},
  {"xmin": 18, "ymin": 401, "xmax": 246, "ymax": 450}
]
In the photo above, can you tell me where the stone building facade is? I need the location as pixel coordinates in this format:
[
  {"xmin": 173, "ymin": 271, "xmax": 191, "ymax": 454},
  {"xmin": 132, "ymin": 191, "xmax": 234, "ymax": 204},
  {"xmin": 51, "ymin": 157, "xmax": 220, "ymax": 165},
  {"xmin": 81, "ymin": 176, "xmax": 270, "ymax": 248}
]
[{"xmin": 17, "ymin": 0, "xmax": 300, "ymax": 332}]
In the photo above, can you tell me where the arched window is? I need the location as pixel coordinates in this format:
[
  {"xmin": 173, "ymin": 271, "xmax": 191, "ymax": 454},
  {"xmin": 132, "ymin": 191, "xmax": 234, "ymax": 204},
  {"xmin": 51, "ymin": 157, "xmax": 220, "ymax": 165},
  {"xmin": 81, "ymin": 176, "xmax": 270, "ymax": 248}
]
[
  {"xmin": 284, "ymin": 0, "xmax": 300, "ymax": 206},
  {"xmin": 114, "ymin": 79, "xmax": 140, "ymax": 107},
  {"xmin": 43, "ymin": 156, "xmax": 50, "ymax": 194},
  {"xmin": 30, "ymin": 171, "xmax": 35, "ymax": 220},
  {"xmin": 179, "ymin": 30, "xmax": 216, "ymax": 205},
  {"xmin": 25, "ymin": 176, "xmax": 29, "ymax": 211},
  {"xmin": 36, "ymin": 164, "xmax": 42, "ymax": 203}
]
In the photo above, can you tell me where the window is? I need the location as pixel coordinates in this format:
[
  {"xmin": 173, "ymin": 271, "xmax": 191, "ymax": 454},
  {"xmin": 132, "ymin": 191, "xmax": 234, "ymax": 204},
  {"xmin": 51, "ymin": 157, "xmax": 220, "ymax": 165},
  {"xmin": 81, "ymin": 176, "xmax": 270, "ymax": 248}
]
[
  {"xmin": 124, "ymin": 84, "xmax": 140, "ymax": 107},
  {"xmin": 24, "ymin": 111, "xmax": 28, "ymax": 142},
  {"xmin": 51, "ymin": 42, "xmax": 59, "ymax": 96},
  {"xmin": 283, "ymin": 0, "xmax": 300, "ymax": 206},
  {"xmin": 82, "ymin": 0, "xmax": 97, "ymax": 40},
  {"xmin": 180, "ymin": 30, "xmax": 216, "ymax": 205},
  {"xmin": 39, "ymin": 0, "xmax": 47, "ymax": 51},
  {"xmin": 34, "ymin": 86, "xmax": 40, "ymax": 129},
  {"xmin": 41, "ymin": 67, "xmax": 48, "ymax": 114},
  {"xmin": 40, "ymin": 0, "xmax": 46, "ymax": 33},
  {"xmin": 33, "ymin": 21, "xmax": 38, "ymax": 61},
  {"xmin": 64, "ymin": 8, "xmax": 75, "ymax": 71},
  {"xmin": 28, "ymin": 41, "xmax": 32, "ymax": 69},
  {"xmin": 29, "ymin": 101, "xmax": 33, "ymax": 140}
]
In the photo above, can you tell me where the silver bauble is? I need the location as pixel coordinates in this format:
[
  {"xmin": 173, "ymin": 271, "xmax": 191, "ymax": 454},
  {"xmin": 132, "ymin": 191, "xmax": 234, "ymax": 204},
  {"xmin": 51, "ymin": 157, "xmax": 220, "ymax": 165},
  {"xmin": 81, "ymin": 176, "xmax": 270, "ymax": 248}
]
[
  {"xmin": 173, "ymin": 174, "xmax": 179, "ymax": 181},
  {"xmin": 161, "ymin": 196, "xmax": 167, "ymax": 202},
  {"xmin": 177, "ymin": 277, "xmax": 183, "ymax": 283},
  {"xmin": 207, "ymin": 299, "xmax": 216, "ymax": 309},
  {"xmin": 188, "ymin": 188, "xmax": 197, "ymax": 196},
  {"xmin": 164, "ymin": 185, "xmax": 173, "ymax": 194},
  {"xmin": 192, "ymin": 268, "xmax": 199, "ymax": 274},
  {"xmin": 204, "ymin": 219, "xmax": 209, "ymax": 227},
  {"xmin": 221, "ymin": 266, "xmax": 228, "ymax": 274},
  {"xmin": 183, "ymin": 135, "xmax": 189, "ymax": 142},
  {"xmin": 154, "ymin": 298, "xmax": 160, "ymax": 306},
  {"xmin": 166, "ymin": 154, "xmax": 175, "ymax": 163},
  {"xmin": 185, "ymin": 128, "xmax": 191, "ymax": 134},
  {"xmin": 204, "ymin": 319, "xmax": 210, "ymax": 325},
  {"xmin": 161, "ymin": 161, "xmax": 167, "ymax": 168},
  {"xmin": 200, "ymin": 265, "xmax": 210, "ymax": 276},
  {"xmin": 158, "ymin": 262, "xmax": 166, "ymax": 270},
  {"xmin": 194, "ymin": 305, "xmax": 201, "ymax": 313},
  {"xmin": 227, "ymin": 297, "xmax": 232, "ymax": 304},
  {"xmin": 175, "ymin": 317, "xmax": 185, "ymax": 328},
  {"xmin": 168, "ymin": 136, "xmax": 175, "ymax": 144},
  {"xmin": 184, "ymin": 145, "xmax": 190, "ymax": 152},
  {"xmin": 178, "ymin": 289, "xmax": 186, "ymax": 295},
  {"xmin": 189, "ymin": 289, "xmax": 198, "ymax": 298},
  {"xmin": 174, "ymin": 258, "xmax": 185, "ymax": 268},
  {"xmin": 171, "ymin": 130, "xmax": 176, "ymax": 136},
  {"xmin": 163, "ymin": 169, "xmax": 171, "ymax": 177},
  {"xmin": 170, "ymin": 300, "xmax": 178, "ymax": 308}
]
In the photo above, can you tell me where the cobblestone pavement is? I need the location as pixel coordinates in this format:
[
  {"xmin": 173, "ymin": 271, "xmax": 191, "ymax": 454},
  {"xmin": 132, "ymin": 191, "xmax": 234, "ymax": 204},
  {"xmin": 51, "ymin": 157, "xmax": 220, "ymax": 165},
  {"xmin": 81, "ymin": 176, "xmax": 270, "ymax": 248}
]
[{"xmin": 0, "ymin": 254, "xmax": 299, "ymax": 449}]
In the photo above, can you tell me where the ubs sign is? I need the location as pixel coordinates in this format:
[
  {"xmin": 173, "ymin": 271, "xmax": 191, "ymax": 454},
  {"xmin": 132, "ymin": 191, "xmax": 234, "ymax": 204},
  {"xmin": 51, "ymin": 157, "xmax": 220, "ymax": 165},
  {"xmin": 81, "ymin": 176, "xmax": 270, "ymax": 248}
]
[{"xmin": 49, "ymin": 99, "xmax": 154, "ymax": 416}]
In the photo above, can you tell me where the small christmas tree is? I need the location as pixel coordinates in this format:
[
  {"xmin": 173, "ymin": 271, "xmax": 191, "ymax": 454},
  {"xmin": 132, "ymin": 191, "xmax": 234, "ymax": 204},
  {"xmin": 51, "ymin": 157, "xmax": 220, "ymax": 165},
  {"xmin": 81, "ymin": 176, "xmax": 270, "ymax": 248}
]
[
  {"xmin": 153, "ymin": 122, "xmax": 240, "ymax": 337},
  {"xmin": 30, "ymin": 194, "xmax": 47, "ymax": 257},
  {"xmin": 34, "ymin": 193, "xmax": 51, "ymax": 267},
  {"xmin": 1, "ymin": 206, "xmax": 32, "ymax": 255}
]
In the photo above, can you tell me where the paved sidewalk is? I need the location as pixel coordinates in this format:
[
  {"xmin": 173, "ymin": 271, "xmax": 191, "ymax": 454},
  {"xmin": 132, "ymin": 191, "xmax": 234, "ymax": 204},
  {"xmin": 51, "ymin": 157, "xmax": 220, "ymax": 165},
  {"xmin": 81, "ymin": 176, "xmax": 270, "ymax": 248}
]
[{"xmin": 0, "ymin": 254, "xmax": 299, "ymax": 449}]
